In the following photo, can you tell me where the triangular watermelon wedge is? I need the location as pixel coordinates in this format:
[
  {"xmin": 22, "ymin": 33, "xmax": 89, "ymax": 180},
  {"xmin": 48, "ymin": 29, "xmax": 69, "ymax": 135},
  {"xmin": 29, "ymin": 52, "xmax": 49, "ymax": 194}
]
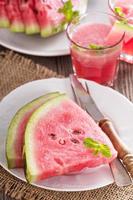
[
  {"xmin": 24, "ymin": 94, "xmax": 117, "ymax": 183},
  {"xmin": 6, "ymin": 0, "xmax": 25, "ymax": 32},
  {"xmin": 19, "ymin": 0, "xmax": 40, "ymax": 34},
  {"xmin": 6, "ymin": 92, "xmax": 60, "ymax": 169},
  {"xmin": 105, "ymin": 21, "xmax": 133, "ymax": 45},
  {"xmin": 35, "ymin": 0, "xmax": 65, "ymax": 37}
]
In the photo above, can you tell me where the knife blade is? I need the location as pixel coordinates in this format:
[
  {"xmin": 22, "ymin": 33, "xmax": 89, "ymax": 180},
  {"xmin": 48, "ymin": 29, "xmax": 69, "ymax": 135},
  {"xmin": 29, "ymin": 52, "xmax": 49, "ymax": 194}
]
[{"xmin": 70, "ymin": 74, "xmax": 132, "ymax": 186}]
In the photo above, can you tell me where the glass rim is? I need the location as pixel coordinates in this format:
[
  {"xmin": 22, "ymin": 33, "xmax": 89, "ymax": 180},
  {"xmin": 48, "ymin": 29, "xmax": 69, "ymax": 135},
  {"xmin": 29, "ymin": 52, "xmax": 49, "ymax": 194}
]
[
  {"xmin": 108, "ymin": 0, "xmax": 121, "ymax": 18},
  {"xmin": 108, "ymin": 0, "xmax": 133, "ymax": 25},
  {"xmin": 66, "ymin": 11, "xmax": 125, "ymax": 51}
]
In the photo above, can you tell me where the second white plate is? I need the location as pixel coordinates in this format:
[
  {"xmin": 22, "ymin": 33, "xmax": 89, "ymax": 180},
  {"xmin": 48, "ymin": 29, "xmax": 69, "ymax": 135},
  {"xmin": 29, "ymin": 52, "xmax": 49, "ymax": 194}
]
[{"xmin": 0, "ymin": 0, "xmax": 108, "ymax": 56}]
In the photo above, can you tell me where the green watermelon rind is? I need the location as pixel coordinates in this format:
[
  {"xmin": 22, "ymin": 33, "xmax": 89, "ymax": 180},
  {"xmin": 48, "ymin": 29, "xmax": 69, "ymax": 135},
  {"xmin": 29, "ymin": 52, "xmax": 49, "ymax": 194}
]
[
  {"xmin": 25, "ymin": 24, "xmax": 40, "ymax": 35},
  {"xmin": 6, "ymin": 92, "xmax": 60, "ymax": 169},
  {"xmin": 10, "ymin": 22, "xmax": 25, "ymax": 33},
  {"xmin": 0, "ymin": 17, "xmax": 10, "ymax": 28},
  {"xmin": 115, "ymin": 21, "xmax": 133, "ymax": 37},
  {"xmin": 41, "ymin": 22, "xmax": 66, "ymax": 38},
  {"xmin": 24, "ymin": 94, "xmax": 67, "ymax": 183}
]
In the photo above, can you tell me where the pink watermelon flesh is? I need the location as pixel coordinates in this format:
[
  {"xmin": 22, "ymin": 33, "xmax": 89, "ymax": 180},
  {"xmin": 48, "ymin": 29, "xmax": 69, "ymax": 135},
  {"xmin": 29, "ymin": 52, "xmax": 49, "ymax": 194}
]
[
  {"xmin": 6, "ymin": 0, "xmax": 24, "ymax": 32},
  {"xmin": 6, "ymin": 92, "xmax": 59, "ymax": 169},
  {"xmin": 19, "ymin": 0, "xmax": 40, "ymax": 34},
  {"xmin": 0, "ymin": 0, "xmax": 10, "ymax": 27},
  {"xmin": 35, "ymin": 0, "xmax": 65, "ymax": 37},
  {"xmin": 105, "ymin": 19, "xmax": 133, "ymax": 45},
  {"xmin": 25, "ymin": 94, "xmax": 117, "ymax": 183},
  {"xmin": 105, "ymin": 22, "xmax": 125, "ymax": 46}
]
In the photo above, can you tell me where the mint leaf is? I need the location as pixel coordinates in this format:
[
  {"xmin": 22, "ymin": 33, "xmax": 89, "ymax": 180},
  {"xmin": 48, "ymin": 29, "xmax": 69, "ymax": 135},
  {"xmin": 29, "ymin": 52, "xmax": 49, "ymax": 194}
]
[
  {"xmin": 114, "ymin": 7, "xmax": 128, "ymax": 24},
  {"xmin": 83, "ymin": 138, "xmax": 112, "ymax": 158},
  {"xmin": 114, "ymin": 7, "xmax": 125, "ymax": 18},
  {"xmin": 89, "ymin": 43, "xmax": 104, "ymax": 50},
  {"xmin": 100, "ymin": 144, "xmax": 112, "ymax": 158},
  {"xmin": 58, "ymin": 0, "xmax": 79, "ymax": 23},
  {"xmin": 83, "ymin": 138, "xmax": 100, "ymax": 148}
]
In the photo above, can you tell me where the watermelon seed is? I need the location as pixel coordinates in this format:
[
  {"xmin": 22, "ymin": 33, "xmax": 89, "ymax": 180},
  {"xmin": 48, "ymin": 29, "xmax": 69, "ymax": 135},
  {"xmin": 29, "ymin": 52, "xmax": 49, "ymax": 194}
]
[
  {"xmin": 54, "ymin": 158, "xmax": 63, "ymax": 166},
  {"xmin": 22, "ymin": 0, "xmax": 28, "ymax": 3},
  {"xmin": 72, "ymin": 130, "xmax": 83, "ymax": 135},
  {"xmin": 34, "ymin": 9, "xmax": 38, "ymax": 15},
  {"xmin": 71, "ymin": 138, "xmax": 80, "ymax": 144},
  {"xmin": 48, "ymin": 133, "xmax": 57, "ymax": 140},
  {"xmin": 59, "ymin": 139, "xmax": 66, "ymax": 145}
]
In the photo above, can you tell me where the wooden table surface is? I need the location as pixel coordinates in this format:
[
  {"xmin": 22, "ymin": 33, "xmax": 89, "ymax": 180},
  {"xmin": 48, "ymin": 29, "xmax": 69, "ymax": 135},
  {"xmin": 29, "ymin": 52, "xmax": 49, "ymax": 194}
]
[{"xmin": 0, "ymin": 45, "xmax": 133, "ymax": 199}]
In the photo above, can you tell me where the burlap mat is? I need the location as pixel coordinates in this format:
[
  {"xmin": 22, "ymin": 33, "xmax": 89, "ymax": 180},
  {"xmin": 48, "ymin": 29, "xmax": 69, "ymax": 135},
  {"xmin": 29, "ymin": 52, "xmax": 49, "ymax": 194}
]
[{"xmin": 0, "ymin": 50, "xmax": 133, "ymax": 200}]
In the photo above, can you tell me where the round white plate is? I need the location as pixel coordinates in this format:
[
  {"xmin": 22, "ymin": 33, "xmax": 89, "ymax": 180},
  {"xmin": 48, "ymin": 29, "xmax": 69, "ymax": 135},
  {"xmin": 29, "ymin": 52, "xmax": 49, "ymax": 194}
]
[
  {"xmin": 0, "ymin": 0, "xmax": 108, "ymax": 56},
  {"xmin": 0, "ymin": 78, "xmax": 133, "ymax": 191}
]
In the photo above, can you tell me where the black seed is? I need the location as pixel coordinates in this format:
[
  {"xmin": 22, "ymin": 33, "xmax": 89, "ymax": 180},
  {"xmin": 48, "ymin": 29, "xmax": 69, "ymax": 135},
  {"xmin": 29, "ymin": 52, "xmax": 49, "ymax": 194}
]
[
  {"xmin": 22, "ymin": 0, "xmax": 28, "ymax": 3},
  {"xmin": 72, "ymin": 130, "xmax": 83, "ymax": 135},
  {"xmin": 59, "ymin": 139, "xmax": 66, "ymax": 145},
  {"xmin": 48, "ymin": 133, "xmax": 56, "ymax": 140},
  {"xmin": 33, "ymin": 9, "xmax": 38, "ymax": 15},
  {"xmin": 54, "ymin": 158, "xmax": 63, "ymax": 166},
  {"xmin": 71, "ymin": 138, "xmax": 80, "ymax": 144}
]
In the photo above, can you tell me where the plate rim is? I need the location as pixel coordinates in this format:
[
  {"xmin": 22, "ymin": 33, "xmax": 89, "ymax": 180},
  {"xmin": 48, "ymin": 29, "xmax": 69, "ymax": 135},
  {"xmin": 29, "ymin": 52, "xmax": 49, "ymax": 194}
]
[
  {"xmin": 1, "ymin": 78, "xmax": 133, "ymax": 192},
  {"xmin": 0, "ymin": 33, "xmax": 69, "ymax": 57}
]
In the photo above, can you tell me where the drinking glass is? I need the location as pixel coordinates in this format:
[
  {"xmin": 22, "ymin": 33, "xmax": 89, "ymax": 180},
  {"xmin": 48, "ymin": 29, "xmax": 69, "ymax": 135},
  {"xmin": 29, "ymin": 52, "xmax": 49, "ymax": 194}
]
[
  {"xmin": 109, "ymin": 0, "xmax": 133, "ymax": 64},
  {"xmin": 67, "ymin": 12, "xmax": 125, "ymax": 86}
]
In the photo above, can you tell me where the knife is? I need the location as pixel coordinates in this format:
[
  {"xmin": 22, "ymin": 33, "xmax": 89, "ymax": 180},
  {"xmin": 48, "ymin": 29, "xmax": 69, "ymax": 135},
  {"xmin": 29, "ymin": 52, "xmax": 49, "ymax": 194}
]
[{"xmin": 70, "ymin": 74, "xmax": 133, "ymax": 186}]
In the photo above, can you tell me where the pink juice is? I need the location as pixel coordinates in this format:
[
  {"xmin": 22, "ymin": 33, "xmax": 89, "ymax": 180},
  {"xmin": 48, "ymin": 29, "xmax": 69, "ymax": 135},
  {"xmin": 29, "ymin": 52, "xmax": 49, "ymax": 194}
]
[{"xmin": 70, "ymin": 23, "xmax": 122, "ymax": 85}]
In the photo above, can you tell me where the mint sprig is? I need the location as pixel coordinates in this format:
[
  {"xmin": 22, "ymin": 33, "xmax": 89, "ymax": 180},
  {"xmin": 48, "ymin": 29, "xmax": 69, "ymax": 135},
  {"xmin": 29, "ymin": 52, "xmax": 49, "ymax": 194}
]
[
  {"xmin": 58, "ymin": 0, "xmax": 79, "ymax": 23},
  {"xmin": 89, "ymin": 43, "xmax": 104, "ymax": 50},
  {"xmin": 114, "ymin": 7, "xmax": 128, "ymax": 24},
  {"xmin": 83, "ymin": 138, "xmax": 112, "ymax": 158},
  {"xmin": 114, "ymin": 7, "xmax": 125, "ymax": 18}
]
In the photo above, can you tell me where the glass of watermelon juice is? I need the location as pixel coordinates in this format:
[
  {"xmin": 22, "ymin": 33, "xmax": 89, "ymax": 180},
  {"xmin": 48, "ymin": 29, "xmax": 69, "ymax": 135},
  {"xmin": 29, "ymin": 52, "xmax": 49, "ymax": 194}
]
[
  {"xmin": 109, "ymin": 0, "xmax": 133, "ymax": 64},
  {"xmin": 67, "ymin": 12, "xmax": 125, "ymax": 86}
]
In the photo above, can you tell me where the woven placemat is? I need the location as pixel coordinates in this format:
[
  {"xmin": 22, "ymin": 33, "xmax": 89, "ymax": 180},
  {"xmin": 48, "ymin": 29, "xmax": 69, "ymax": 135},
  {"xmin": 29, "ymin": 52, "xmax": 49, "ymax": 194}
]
[{"xmin": 0, "ymin": 50, "xmax": 133, "ymax": 200}]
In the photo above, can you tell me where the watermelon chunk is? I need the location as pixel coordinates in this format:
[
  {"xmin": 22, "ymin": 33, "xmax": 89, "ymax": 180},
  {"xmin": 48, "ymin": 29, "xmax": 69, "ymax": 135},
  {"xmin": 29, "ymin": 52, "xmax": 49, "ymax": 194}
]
[
  {"xmin": 24, "ymin": 94, "xmax": 117, "ymax": 183},
  {"xmin": 6, "ymin": 0, "xmax": 24, "ymax": 32},
  {"xmin": 105, "ymin": 21, "xmax": 133, "ymax": 45},
  {"xmin": 19, "ymin": 0, "xmax": 40, "ymax": 34},
  {"xmin": 0, "ymin": 0, "xmax": 10, "ymax": 28},
  {"xmin": 35, "ymin": 0, "xmax": 65, "ymax": 37},
  {"xmin": 6, "ymin": 92, "xmax": 59, "ymax": 169}
]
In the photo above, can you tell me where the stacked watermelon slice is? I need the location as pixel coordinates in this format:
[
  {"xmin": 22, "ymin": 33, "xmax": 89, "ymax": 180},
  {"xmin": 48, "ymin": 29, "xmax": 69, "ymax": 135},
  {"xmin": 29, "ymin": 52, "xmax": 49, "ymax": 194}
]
[
  {"xmin": 0, "ymin": 0, "xmax": 77, "ymax": 37},
  {"xmin": 6, "ymin": 92, "xmax": 117, "ymax": 183}
]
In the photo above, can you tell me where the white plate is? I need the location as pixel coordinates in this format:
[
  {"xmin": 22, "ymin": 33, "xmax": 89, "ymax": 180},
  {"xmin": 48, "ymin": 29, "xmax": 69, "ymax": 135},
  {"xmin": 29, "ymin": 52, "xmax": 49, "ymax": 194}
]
[
  {"xmin": 0, "ymin": 0, "xmax": 109, "ymax": 56},
  {"xmin": 0, "ymin": 78, "xmax": 133, "ymax": 191}
]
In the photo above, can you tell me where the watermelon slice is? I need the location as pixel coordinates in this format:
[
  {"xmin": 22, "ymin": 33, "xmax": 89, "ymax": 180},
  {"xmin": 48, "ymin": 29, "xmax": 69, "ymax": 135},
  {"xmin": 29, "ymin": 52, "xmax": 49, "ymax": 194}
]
[
  {"xmin": 35, "ymin": 0, "xmax": 65, "ymax": 37},
  {"xmin": 0, "ymin": 0, "xmax": 10, "ymax": 28},
  {"xmin": 19, "ymin": 0, "xmax": 40, "ymax": 34},
  {"xmin": 0, "ymin": 0, "xmax": 82, "ymax": 37},
  {"xmin": 24, "ymin": 94, "xmax": 117, "ymax": 183},
  {"xmin": 6, "ymin": 0, "xmax": 24, "ymax": 32},
  {"xmin": 6, "ymin": 92, "xmax": 59, "ymax": 169},
  {"xmin": 105, "ymin": 21, "xmax": 133, "ymax": 45}
]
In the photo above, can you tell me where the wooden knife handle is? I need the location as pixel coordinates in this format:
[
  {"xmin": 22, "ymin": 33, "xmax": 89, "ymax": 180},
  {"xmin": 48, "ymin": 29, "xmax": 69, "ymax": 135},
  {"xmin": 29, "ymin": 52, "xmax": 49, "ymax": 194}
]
[{"xmin": 99, "ymin": 119, "xmax": 133, "ymax": 178}]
